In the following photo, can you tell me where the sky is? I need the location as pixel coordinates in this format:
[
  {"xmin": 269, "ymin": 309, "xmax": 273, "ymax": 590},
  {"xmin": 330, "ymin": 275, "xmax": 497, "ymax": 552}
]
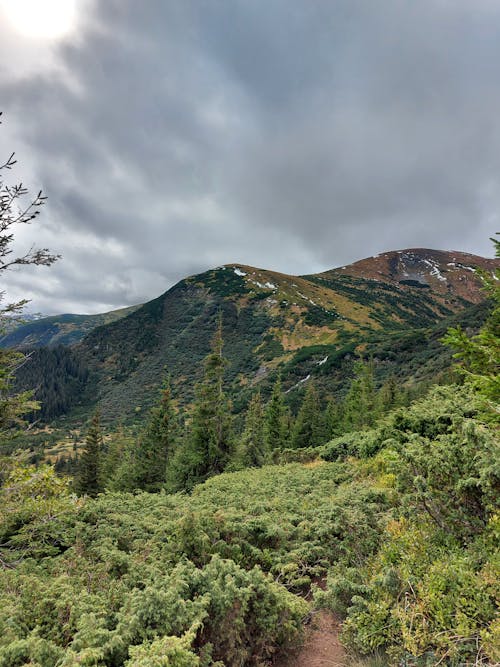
[{"xmin": 1, "ymin": 0, "xmax": 499, "ymax": 315}]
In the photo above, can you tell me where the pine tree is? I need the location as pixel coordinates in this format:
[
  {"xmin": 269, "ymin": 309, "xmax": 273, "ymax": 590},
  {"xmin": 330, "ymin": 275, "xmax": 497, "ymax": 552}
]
[
  {"xmin": 265, "ymin": 375, "xmax": 288, "ymax": 451},
  {"xmin": 341, "ymin": 360, "xmax": 377, "ymax": 431},
  {"xmin": 101, "ymin": 424, "xmax": 136, "ymax": 491},
  {"xmin": 292, "ymin": 381, "xmax": 323, "ymax": 448},
  {"xmin": 376, "ymin": 375, "xmax": 399, "ymax": 416},
  {"xmin": 322, "ymin": 397, "xmax": 341, "ymax": 441},
  {"xmin": 238, "ymin": 391, "xmax": 267, "ymax": 467},
  {"xmin": 128, "ymin": 379, "xmax": 178, "ymax": 492},
  {"xmin": 75, "ymin": 411, "xmax": 103, "ymax": 497},
  {"xmin": 174, "ymin": 317, "xmax": 233, "ymax": 490}
]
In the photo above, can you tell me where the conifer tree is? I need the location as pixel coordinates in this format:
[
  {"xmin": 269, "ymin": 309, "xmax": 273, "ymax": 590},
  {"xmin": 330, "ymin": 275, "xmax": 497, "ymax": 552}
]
[
  {"xmin": 127, "ymin": 379, "xmax": 178, "ymax": 492},
  {"xmin": 322, "ymin": 397, "xmax": 341, "ymax": 441},
  {"xmin": 75, "ymin": 411, "xmax": 103, "ymax": 497},
  {"xmin": 292, "ymin": 381, "xmax": 323, "ymax": 448},
  {"xmin": 238, "ymin": 391, "xmax": 267, "ymax": 467},
  {"xmin": 342, "ymin": 360, "xmax": 377, "ymax": 431},
  {"xmin": 265, "ymin": 375, "xmax": 288, "ymax": 451},
  {"xmin": 102, "ymin": 425, "xmax": 136, "ymax": 491},
  {"xmin": 174, "ymin": 317, "xmax": 233, "ymax": 490},
  {"xmin": 376, "ymin": 375, "xmax": 399, "ymax": 415}
]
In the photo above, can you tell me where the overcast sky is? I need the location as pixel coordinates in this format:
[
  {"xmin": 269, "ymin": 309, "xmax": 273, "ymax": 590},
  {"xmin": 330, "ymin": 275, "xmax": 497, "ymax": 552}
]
[{"xmin": 1, "ymin": 0, "xmax": 499, "ymax": 314}]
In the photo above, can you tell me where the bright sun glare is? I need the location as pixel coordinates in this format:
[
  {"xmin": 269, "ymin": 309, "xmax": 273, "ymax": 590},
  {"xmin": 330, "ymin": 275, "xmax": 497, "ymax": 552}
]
[{"xmin": 1, "ymin": 0, "xmax": 77, "ymax": 39}]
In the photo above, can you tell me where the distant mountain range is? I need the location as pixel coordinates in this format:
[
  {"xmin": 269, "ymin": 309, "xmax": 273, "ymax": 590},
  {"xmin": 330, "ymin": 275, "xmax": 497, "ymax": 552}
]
[
  {"xmin": 9, "ymin": 248, "xmax": 498, "ymax": 424},
  {"xmin": 0, "ymin": 305, "xmax": 140, "ymax": 349}
]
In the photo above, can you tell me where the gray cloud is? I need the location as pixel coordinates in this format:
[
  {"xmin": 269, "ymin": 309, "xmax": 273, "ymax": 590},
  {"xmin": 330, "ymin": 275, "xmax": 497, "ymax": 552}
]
[{"xmin": 1, "ymin": 0, "xmax": 499, "ymax": 314}]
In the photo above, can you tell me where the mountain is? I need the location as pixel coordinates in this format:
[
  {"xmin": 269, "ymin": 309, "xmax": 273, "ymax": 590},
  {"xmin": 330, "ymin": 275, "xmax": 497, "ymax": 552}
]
[
  {"xmin": 0, "ymin": 305, "xmax": 140, "ymax": 349},
  {"xmin": 328, "ymin": 248, "xmax": 495, "ymax": 303},
  {"xmin": 11, "ymin": 248, "xmax": 498, "ymax": 424}
]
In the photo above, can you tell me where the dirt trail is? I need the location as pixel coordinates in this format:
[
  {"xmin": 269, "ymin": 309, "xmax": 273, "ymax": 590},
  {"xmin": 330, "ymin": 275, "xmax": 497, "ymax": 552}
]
[{"xmin": 275, "ymin": 610, "xmax": 348, "ymax": 667}]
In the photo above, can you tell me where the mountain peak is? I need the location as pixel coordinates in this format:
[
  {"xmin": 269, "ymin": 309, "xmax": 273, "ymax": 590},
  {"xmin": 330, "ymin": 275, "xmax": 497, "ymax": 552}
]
[{"xmin": 319, "ymin": 248, "xmax": 498, "ymax": 303}]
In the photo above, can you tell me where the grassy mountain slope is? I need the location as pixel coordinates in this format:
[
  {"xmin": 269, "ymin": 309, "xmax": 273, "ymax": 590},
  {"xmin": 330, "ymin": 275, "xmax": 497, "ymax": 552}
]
[{"xmin": 12, "ymin": 248, "xmax": 498, "ymax": 423}]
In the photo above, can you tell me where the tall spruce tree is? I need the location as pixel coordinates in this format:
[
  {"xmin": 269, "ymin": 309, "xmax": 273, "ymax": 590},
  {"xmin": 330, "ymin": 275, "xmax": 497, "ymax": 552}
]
[
  {"xmin": 75, "ymin": 411, "xmax": 103, "ymax": 497},
  {"xmin": 376, "ymin": 375, "xmax": 399, "ymax": 416},
  {"xmin": 322, "ymin": 397, "xmax": 341, "ymax": 441},
  {"xmin": 100, "ymin": 424, "xmax": 131, "ymax": 489},
  {"xmin": 342, "ymin": 360, "xmax": 377, "ymax": 431},
  {"xmin": 127, "ymin": 379, "xmax": 178, "ymax": 492},
  {"xmin": 265, "ymin": 375, "xmax": 288, "ymax": 451},
  {"xmin": 174, "ymin": 317, "xmax": 233, "ymax": 490},
  {"xmin": 238, "ymin": 391, "xmax": 267, "ymax": 467},
  {"xmin": 292, "ymin": 381, "xmax": 323, "ymax": 448}
]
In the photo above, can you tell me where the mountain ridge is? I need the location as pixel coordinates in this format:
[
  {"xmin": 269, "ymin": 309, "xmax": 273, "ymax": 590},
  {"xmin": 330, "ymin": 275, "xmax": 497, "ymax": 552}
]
[{"xmin": 10, "ymin": 247, "xmax": 498, "ymax": 424}]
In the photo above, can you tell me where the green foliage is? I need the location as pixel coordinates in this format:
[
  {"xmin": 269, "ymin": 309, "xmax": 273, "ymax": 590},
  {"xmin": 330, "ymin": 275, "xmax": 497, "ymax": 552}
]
[
  {"xmin": 0, "ymin": 347, "xmax": 39, "ymax": 443},
  {"xmin": 341, "ymin": 360, "xmax": 377, "ymax": 431},
  {"xmin": 235, "ymin": 390, "xmax": 268, "ymax": 467},
  {"xmin": 119, "ymin": 380, "xmax": 179, "ymax": 492},
  {"xmin": 75, "ymin": 411, "xmax": 103, "ymax": 497},
  {"xmin": 320, "ymin": 384, "xmax": 484, "ymax": 461},
  {"xmin": 101, "ymin": 425, "xmax": 135, "ymax": 490},
  {"xmin": 391, "ymin": 416, "xmax": 499, "ymax": 541},
  {"xmin": 265, "ymin": 375, "xmax": 289, "ymax": 451},
  {"xmin": 303, "ymin": 304, "xmax": 339, "ymax": 326},
  {"xmin": 125, "ymin": 631, "xmax": 199, "ymax": 667},
  {"xmin": 316, "ymin": 385, "xmax": 499, "ymax": 664},
  {"xmin": 291, "ymin": 382, "xmax": 323, "ymax": 448},
  {"xmin": 337, "ymin": 518, "xmax": 498, "ymax": 665},
  {"xmin": 0, "ymin": 462, "xmax": 79, "ymax": 564},
  {"xmin": 0, "ymin": 460, "xmax": 390, "ymax": 665},
  {"xmin": 11, "ymin": 346, "xmax": 90, "ymax": 422},
  {"xmin": 443, "ymin": 235, "xmax": 500, "ymax": 413},
  {"xmin": 171, "ymin": 320, "xmax": 233, "ymax": 491}
]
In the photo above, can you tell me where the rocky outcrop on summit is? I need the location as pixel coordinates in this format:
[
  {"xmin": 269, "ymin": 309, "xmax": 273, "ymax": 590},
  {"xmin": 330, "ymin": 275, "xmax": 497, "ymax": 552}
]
[{"xmin": 321, "ymin": 248, "xmax": 498, "ymax": 304}]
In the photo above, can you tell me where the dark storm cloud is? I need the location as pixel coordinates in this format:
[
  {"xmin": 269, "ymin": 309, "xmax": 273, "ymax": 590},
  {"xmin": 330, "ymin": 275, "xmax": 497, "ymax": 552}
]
[{"xmin": 1, "ymin": 0, "xmax": 499, "ymax": 313}]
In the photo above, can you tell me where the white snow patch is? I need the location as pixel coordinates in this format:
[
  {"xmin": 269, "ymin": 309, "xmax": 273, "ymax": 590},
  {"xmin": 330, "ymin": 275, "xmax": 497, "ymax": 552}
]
[
  {"xmin": 250, "ymin": 279, "xmax": 276, "ymax": 290},
  {"xmin": 233, "ymin": 267, "xmax": 247, "ymax": 277},
  {"xmin": 422, "ymin": 258, "xmax": 447, "ymax": 282},
  {"xmin": 285, "ymin": 374, "xmax": 311, "ymax": 393},
  {"xmin": 297, "ymin": 291, "xmax": 317, "ymax": 306},
  {"xmin": 447, "ymin": 261, "xmax": 477, "ymax": 274},
  {"xmin": 317, "ymin": 356, "xmax": 329, "ymax": 366}
]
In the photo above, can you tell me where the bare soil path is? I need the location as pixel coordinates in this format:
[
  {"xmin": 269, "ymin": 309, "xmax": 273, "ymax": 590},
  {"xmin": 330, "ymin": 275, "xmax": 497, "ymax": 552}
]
[{"xmin": 275, "ymin": 610, "xmax": 348, "ymax": 667}]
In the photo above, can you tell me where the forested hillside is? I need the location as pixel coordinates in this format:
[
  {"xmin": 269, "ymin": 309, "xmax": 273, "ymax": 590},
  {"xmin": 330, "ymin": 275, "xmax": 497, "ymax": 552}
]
[{"xmin": 9, "ymin": 249, "xmax": 498, "ymax": 427}]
